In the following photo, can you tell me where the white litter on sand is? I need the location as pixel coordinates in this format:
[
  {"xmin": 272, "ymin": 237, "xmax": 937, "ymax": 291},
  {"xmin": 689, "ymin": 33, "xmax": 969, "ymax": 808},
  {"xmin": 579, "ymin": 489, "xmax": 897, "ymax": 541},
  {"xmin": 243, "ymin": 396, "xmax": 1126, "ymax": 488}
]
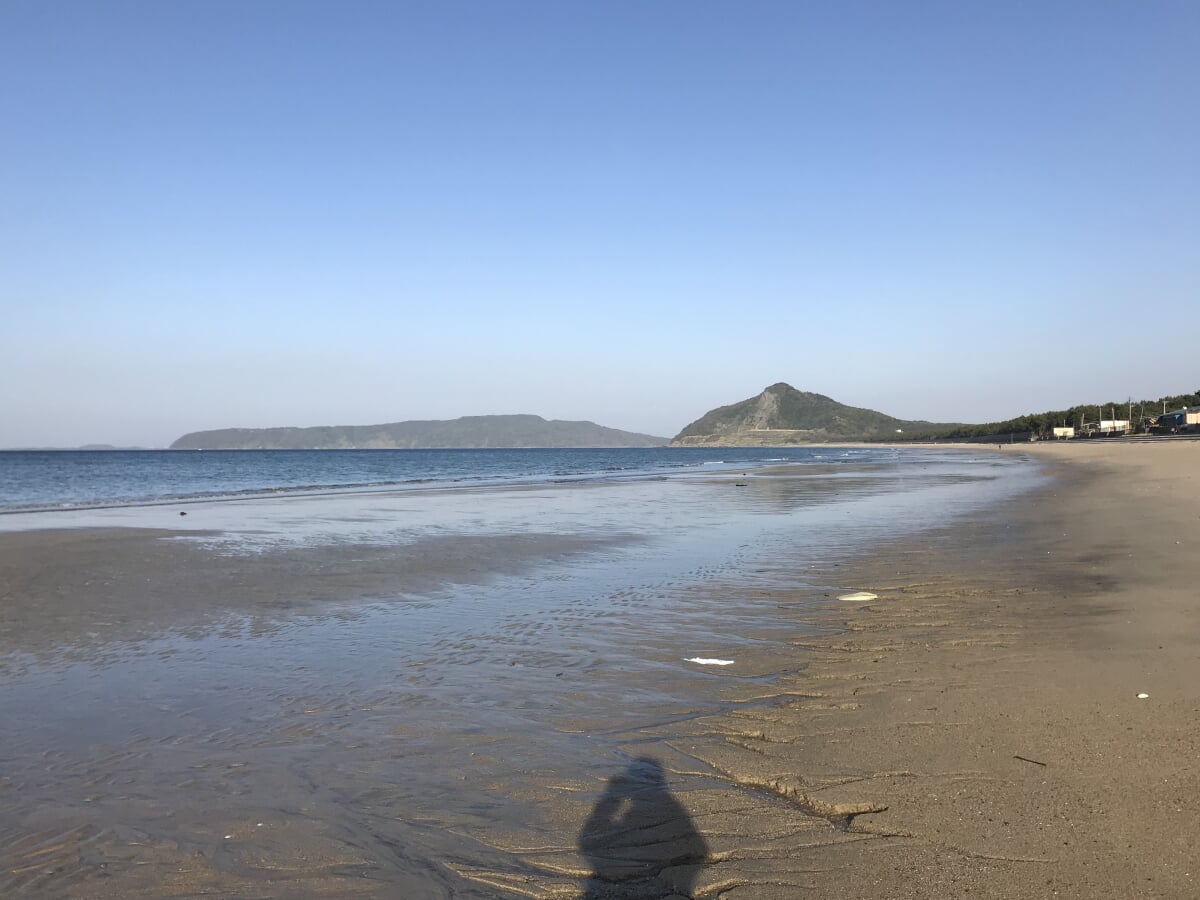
[
  {"xmin": 1137, "ymin": 692, "xmax": 1150, "ymax": 699},
  {"xmin": 838, "ymin": 591, "xmax": 878, "ymax": 602},
  {"xmin": 685, "ymin": 657, "xmax": 735, "ymax": 666}
]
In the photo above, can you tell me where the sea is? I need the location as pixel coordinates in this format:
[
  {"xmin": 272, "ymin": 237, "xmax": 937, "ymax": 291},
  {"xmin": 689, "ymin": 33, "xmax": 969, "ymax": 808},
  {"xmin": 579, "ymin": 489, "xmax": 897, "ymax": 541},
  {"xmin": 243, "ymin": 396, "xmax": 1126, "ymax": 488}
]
[
  {"xmin": 0, "ymin": 446, "xmax": 1047, "ymax": 896},
  {"xmin": 1, "ymin": 446, "xmax": 914, "ymax": 513}
]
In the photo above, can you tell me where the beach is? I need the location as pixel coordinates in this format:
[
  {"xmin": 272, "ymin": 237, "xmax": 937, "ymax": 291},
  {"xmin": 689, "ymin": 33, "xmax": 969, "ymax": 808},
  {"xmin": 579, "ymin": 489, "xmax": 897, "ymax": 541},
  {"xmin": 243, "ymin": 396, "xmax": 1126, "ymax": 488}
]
[
  {"xmin": 664, "ymin": 440, "xmax": 1200, "ymax": 898},
  {"xmin": 1, "ymin": 443, "xmax": 1196, "ymax": 897}
]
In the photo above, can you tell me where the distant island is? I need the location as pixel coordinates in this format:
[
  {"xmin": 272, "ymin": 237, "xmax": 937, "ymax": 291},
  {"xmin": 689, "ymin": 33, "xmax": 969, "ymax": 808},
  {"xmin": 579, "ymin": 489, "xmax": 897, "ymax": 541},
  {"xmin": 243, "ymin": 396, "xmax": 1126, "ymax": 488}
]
[
  {"xmin": 170, "ymin": 415, "xmax": 668, "ymax": 450},
  {"xmin": 671, "ymin": 383, "xmax": 954, "ymax": 445},
  {"xmin": 0, "ymin": 444, "xmax": 149, "ymax": 452}
]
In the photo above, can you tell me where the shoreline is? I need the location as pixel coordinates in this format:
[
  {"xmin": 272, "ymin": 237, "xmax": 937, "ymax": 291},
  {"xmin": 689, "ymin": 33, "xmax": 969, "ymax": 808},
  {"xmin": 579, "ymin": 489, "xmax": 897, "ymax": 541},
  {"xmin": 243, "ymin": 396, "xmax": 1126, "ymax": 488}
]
[
  {"xmin": 0, "ymin": 445, "xmax": 842, "ymax": 519},
  {"xmin": 3, "ymin": 444, "xmax": 1194, "ymax": 896}
]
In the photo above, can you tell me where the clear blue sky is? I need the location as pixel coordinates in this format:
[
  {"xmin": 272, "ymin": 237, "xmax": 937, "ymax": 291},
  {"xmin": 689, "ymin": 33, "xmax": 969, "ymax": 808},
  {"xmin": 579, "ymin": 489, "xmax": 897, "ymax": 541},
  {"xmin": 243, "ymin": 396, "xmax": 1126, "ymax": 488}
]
[{"xmin": 2, "ymin": 1, "xmax": 1196, "ymax": 446}]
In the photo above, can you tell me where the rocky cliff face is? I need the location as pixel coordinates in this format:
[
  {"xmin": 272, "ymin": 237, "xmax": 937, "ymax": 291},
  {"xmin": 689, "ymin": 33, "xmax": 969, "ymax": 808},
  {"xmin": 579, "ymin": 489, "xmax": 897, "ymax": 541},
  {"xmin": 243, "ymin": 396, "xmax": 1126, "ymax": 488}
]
[{"xmin": 743, "ymin": 389, "xmax": 781, "ymax": 430}]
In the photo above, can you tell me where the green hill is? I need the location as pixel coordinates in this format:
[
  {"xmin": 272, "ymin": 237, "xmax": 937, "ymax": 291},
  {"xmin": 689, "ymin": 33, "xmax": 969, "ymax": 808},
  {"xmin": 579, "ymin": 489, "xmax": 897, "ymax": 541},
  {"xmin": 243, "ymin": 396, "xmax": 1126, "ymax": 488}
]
[
  {"xmin": 672, "ymin": 382, "xmax": 1200, "ymax": 446},
  {"xmin": 171, "ymin": 415, "xmax": 668, "ymax": 450},
  {"xmin": 672, "ymin": 383, "xmax": 953, "ymax": 445}
]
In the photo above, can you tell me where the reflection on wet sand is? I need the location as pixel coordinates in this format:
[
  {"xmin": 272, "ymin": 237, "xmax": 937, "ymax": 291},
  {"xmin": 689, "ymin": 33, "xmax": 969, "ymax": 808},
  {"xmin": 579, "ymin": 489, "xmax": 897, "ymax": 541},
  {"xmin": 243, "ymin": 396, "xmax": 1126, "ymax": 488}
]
[
  {"xmin": 0, "ymin": 453, "xmax": 1042, "ymax": 896},
  {"xmin": 579, "ymin": 757, "xmax": 707, "ymax": 899}
]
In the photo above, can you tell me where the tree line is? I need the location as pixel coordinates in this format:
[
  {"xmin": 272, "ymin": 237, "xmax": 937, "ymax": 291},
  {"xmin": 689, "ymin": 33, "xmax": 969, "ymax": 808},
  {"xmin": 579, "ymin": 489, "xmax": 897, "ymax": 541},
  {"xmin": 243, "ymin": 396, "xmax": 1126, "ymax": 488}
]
[{"xmin": 898, "ymin": 389, "xmax": 1200, "ymax": 441}]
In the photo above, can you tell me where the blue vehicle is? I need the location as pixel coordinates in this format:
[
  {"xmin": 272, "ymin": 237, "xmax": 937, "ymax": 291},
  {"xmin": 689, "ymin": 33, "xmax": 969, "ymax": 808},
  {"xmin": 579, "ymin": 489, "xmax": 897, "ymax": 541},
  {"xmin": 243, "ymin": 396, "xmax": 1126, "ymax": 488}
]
[{"xmin": 1154, "ymin": 409, "xmax": 1194, "ymax": 433}]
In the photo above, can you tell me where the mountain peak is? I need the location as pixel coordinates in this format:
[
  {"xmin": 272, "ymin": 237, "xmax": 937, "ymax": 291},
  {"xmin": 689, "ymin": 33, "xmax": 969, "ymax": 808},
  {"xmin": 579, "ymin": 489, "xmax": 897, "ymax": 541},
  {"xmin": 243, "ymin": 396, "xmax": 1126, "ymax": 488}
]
[{"xmin": 672, "ymin": 383, "xmax": 942, "ymax": 445}]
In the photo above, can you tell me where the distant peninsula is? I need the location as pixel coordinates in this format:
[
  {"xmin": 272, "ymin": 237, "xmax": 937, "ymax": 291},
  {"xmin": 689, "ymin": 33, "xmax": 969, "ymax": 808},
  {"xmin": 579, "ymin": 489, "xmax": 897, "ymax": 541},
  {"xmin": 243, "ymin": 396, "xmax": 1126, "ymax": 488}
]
[
  {"xmin": 171, "ymin": 415, "xmax": 669, "ymax": 450},
  {"xmin": 671, "ymin": 383, "xmax": 954, "ymax": 445}
]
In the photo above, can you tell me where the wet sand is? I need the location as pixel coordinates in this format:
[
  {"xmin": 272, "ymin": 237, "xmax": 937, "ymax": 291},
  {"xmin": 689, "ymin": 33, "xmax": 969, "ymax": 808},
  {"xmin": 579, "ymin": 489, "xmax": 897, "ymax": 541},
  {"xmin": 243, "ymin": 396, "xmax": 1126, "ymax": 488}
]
[
  {"xmin": 445, "ymin": 442, "xmax": 1200, "ymax": 897},
  {"xmin": 1, "ymin": 527, "xmax": 651, "ymax": 898},
  {"xmin": 0, "ymin": 526, "xmax": 638, "ymax": 664},
  {"xmin": 2, "ymin": 444, "xmax": 1196, "ymax": 897}
]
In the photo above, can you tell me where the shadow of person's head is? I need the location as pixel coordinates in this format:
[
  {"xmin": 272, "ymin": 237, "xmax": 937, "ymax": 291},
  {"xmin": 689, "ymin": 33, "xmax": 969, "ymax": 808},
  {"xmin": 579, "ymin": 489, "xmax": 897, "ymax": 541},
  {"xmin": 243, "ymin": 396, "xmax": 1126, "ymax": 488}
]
[{"xmin": 578, "ymin": 756, "xmax": 707, "ymax": 899}]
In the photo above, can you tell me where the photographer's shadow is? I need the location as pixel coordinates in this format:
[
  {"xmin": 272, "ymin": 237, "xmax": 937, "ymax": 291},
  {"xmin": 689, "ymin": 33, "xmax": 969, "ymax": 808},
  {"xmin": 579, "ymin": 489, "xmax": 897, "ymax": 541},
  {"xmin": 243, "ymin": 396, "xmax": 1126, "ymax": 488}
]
[{"xmin": 578, "ymin": 756, "xmax": 708, "ymax": 899}]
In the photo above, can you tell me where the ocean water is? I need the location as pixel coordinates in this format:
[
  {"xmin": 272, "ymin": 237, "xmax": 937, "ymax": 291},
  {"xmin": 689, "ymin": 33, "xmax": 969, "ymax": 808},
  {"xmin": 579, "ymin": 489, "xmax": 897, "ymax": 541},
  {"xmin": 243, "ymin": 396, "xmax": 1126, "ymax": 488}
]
[
  {"xmin": 2, "ymin": 446, "xmax": 867, "ymax": 513},
  {"xmin": 0, "ymin": 446, "xmax": 1037, "ymax": 551},
  {"xmin": 0, "ymin": 446, "xmax": 1048, "ymax": 896}
]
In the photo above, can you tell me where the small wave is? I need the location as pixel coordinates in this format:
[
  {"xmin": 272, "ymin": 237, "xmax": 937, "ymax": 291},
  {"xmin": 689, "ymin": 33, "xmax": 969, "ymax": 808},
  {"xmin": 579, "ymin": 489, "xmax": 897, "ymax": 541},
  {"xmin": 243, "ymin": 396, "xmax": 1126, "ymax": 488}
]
[{"xmin": 0, "ymin": 476, "xmax": 459, "ymax": 515}]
